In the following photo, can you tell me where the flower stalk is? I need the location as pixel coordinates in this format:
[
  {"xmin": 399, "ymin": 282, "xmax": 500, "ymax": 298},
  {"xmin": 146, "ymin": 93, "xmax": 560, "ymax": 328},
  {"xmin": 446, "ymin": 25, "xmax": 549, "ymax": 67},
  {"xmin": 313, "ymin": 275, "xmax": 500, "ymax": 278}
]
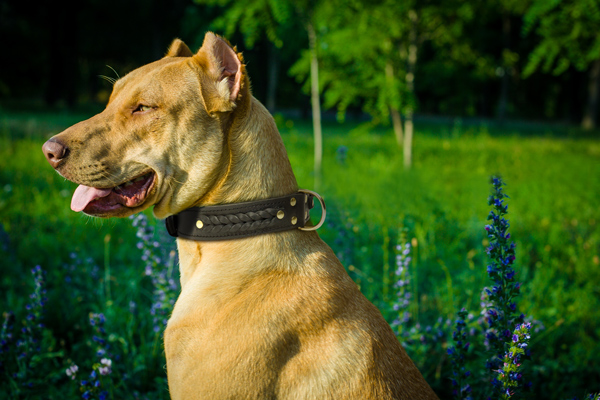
[
  {"xmin": 392, "ymin": 231, "xmax": 412, "ymax": 337},
  {"xmin": 483, "ymin": 177, "xmax": 527, "ymax": 394},
  {"xmin": 497, "ymin": 322, "xmax": 531, "ymax": 399},
  {"xmin": 448, "ymin": 308, "xmax": 472, "ymax": 400}
]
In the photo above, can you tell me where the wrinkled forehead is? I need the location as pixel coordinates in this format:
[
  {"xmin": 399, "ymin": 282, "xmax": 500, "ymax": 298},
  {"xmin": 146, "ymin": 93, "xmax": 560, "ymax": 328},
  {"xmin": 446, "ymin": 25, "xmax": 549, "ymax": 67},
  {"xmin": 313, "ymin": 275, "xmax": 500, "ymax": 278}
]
[{"xmin": 108, "ymin": 57, "xmax": 194, "ymax": 105}]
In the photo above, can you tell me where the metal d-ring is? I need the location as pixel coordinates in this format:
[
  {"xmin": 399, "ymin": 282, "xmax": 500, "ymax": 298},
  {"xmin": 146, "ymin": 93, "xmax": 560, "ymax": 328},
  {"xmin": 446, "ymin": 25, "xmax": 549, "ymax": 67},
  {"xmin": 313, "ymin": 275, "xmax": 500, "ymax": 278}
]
[{"xmin": 298, "ymin": 189, "xmax": 326, "ymax": 231}]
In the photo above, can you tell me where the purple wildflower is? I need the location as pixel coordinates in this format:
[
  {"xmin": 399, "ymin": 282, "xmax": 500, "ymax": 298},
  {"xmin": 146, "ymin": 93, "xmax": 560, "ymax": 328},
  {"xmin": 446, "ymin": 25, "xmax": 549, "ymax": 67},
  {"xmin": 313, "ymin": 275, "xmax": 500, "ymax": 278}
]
[
  {"xmin": 16, "ymin": 267, "xmax": 47, "ymax": 383},
  {"xmin": 391, "ymin": 237, "xmax": 412, "ymax": 336},
  {"xmin": 0, "ymin": 311, "xmax": 15, "ymax": 374},
  {"xmin": 65, "ymin": 364, "xmax": 79, "ymax": 380},
  {"xmin": 98, "ymin": 358, "xmax": 112, "ymax": 375},
  {"xmin": 336, "ymin": 145, "xmax": 348, "ymax": 164},
  {"xmin": 448, "ymin": 308, "xmax": 472, "ymax": 400},
  {"xmin": 497, "ymin": 323, "xmax": 532, "ymax": 399},
  {"xmin": 74, "ymin": 315, "xmax": 115, "ymax": 399},
  {"xmin": 0, "ymin": 266, "xmax": 55, "ymax": 392},
  {"xmin": 482, "ymin": 177, "xmax": 527, "ymax": 394},
  {"xmin": 130, "ymin": 214, "xmax": 179, "ymax": 334}
]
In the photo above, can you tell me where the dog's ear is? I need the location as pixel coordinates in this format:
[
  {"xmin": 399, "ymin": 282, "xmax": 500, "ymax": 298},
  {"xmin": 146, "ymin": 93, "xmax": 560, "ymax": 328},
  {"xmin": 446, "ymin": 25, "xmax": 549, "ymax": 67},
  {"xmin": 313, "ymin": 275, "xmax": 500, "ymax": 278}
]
[
  {"xmin": 166, "ymin": 39, "xmax": 194, "ymax": 58},
  {"xmin": 194, "ymin": 32, "xmax": 244, "ymax": 114}
]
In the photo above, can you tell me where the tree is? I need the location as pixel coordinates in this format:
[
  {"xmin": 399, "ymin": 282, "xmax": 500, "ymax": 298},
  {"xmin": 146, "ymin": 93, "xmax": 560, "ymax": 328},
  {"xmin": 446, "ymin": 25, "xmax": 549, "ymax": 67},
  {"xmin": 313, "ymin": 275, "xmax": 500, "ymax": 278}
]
[
  {"xmin": 523, "ymin": 0, "xmax": 600, "ymax": 129},
  {"xmin": 295, "ymin": 0, "xmax": 418, "ymax": 167},
  {"xmin": 303, "ymin": 0, "xmax": 410, "ymax": 147},
  {"xmin": 193, "ymin": 0, "xmax": 325, "ymax": 188},
  {"xmin": 307, "ymin": 0, "xmax": 478, "ymax": 168},
  {"xmin": 294, "ymin": 1, "xmax": 325, "ymax": 189}
]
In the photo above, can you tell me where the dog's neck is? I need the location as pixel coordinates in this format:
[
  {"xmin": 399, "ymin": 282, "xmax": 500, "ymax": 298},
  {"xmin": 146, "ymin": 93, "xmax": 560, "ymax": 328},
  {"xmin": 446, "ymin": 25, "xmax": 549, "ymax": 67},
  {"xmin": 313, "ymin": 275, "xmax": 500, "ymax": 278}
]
[
  {"xmin": 197, "ymin": 97, "xmax": 298, "ymax": 206},
  {"xmin": 176, "ymin": 228, "xmax": 322, "ymax": 290},
  {"xmin": 176, "ymin": 96, "xmax": 304, "ymax": 288}
]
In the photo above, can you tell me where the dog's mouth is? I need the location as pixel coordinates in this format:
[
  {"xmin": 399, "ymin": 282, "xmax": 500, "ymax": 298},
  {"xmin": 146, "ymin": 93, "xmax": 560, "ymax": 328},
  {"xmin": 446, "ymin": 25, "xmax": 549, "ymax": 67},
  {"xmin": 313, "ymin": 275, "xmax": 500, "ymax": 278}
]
[{"xmin": 71, "ymin": 171, "xmax": 156, "ymax": 214}]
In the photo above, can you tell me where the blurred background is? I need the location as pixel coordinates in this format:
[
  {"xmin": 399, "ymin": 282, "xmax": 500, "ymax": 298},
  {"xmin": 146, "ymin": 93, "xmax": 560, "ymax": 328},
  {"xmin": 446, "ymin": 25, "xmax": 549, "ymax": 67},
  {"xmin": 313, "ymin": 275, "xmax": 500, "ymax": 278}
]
[
  {"xmin": 1, "ymin": 0, "xmax": 599, "ymax": 399},
  {"xmin": 1, "ymin": 0, "xmax": 599, "ymax": 126}
]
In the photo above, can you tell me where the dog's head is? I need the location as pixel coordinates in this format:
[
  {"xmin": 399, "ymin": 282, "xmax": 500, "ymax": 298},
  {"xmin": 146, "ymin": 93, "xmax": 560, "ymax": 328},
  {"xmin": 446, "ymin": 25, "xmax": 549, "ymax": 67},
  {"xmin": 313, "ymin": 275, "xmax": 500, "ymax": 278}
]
[{"xmin": 42, "ymin": 33, "xmax": 248, "ymax": 218}]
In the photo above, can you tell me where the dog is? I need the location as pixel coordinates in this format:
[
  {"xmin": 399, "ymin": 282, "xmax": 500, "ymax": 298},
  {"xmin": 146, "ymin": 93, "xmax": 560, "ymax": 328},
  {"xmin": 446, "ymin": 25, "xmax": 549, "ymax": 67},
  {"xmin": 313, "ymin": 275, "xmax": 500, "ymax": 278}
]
[{"xmin": 42, "ymin": 32, "xmax": 439, "ymax": 399}]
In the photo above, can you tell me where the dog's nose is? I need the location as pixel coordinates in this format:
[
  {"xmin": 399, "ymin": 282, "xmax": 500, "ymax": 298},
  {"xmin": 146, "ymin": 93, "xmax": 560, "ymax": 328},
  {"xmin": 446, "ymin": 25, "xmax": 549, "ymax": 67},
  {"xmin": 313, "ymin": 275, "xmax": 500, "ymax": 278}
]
[{"xmin": 42, "ymin": 138, "xmax": 69, "ymax": 168}]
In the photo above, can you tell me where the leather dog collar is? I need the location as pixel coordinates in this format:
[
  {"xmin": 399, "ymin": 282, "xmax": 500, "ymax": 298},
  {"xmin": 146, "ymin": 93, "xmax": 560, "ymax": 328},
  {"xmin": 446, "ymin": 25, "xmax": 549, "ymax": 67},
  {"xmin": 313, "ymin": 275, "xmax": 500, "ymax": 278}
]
[{"xmin": 165, "ymin": 190, "xmax": 326, "ymax": 241}]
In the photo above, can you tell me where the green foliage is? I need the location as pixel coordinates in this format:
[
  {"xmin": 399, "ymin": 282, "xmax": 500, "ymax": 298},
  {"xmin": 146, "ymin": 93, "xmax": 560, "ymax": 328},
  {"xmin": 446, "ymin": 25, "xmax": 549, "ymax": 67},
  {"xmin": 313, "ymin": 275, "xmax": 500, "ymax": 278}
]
[
  {"xmin": 523, "ymin": 0, "xmax": 600, "ymax": 76},
  {"xmin": 290, "ymin": 0, "xmax": 489, "ymax": 126},
  {"xmin": 448, "ymin": 308, "xmax": 471, "ymax": 399},
  {"xmin": 5, "ymin": 0, "xmax": 600, "ymax": 124},
  {"xmin": 1, "ymin": 113, "xmax": 600, "ymax": 398},
  {"xmin": 313, "ymin": 0, "xmax": 413, "ymax": 122},
  {"xmin": 0, "ymin": 268, "xmax": 64, "ymax": 398},
  {"xmin": 195, "ymin": 0, "xmax": 293, "ymax": 48}
]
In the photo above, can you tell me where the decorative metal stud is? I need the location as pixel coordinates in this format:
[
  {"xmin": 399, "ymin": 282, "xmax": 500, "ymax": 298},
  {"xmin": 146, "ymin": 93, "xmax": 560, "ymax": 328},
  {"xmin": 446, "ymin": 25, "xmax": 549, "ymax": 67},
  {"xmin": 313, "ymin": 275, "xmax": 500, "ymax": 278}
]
[
  {"xmin": 196, "ymin": 220, "xmax": 204, "ymax": 229},
  {"xmin": 291, "ymin": 216, "xmax": 298, "ymax": 225},
  {"xmin": 277, "ymin": 210, "xmax": 285, "ymax": 219},
  {"xmin": 290, "ymin": 197, "xmax": 297, "ymax": 206}
]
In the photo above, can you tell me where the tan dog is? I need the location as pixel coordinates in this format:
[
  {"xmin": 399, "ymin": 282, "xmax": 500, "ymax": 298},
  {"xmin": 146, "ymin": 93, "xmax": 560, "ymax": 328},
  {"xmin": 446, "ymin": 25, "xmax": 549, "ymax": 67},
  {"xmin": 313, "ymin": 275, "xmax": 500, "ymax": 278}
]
[{"xmin": 42, "ymin": 33, "xmax": 439, "ymax": 399}]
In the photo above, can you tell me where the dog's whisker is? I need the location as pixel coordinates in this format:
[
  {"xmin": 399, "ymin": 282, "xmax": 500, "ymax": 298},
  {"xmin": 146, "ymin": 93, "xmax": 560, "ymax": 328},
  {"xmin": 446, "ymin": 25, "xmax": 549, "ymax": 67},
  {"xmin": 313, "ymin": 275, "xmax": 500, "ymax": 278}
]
[
  {"xmin": 99, "ymin": 75, "xmax": 117, "ymax": 85},
  {"xmin": 106, "ymin": 65, "xmax": 121, "ymax": 80}
]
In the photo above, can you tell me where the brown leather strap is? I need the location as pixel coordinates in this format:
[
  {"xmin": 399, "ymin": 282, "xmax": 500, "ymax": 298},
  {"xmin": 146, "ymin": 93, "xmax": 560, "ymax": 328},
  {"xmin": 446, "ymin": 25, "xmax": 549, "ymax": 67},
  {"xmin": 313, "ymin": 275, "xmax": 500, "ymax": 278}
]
[{"xmin": 165, "ymin": 192, "xmax": 318, "ymax": 241}]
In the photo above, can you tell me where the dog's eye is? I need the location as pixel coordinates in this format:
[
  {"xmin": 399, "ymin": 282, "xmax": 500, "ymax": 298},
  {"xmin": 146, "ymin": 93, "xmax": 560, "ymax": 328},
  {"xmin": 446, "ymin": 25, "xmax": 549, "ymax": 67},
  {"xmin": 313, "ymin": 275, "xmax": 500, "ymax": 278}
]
[{"xmin": 134, "ymin": 105, "xmax": 153, "ymax": 113}]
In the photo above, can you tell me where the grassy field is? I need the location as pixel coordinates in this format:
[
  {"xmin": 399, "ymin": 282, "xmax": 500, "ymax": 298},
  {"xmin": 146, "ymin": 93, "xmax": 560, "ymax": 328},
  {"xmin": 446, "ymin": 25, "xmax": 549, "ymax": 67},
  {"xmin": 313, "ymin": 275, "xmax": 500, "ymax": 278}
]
[{"xmin": 1, "ymin": 110, "xmax": 599, "ymax": 398}]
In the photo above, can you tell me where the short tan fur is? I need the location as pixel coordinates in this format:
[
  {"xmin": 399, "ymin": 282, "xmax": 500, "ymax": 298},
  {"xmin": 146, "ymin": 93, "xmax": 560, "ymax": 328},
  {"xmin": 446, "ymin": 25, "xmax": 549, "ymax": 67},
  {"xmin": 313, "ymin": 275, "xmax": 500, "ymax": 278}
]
[{"xmin": 43, "ymin": 33, "xmax": 439, "ymax": 400}]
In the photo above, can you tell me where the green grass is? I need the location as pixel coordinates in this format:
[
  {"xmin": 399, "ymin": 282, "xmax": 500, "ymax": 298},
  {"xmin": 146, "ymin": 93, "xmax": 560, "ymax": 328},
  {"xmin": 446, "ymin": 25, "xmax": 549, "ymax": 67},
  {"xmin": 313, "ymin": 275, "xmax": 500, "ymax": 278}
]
[{"xmin": 1, "ymin": 111, "xmax": 599, "ymax": 398}]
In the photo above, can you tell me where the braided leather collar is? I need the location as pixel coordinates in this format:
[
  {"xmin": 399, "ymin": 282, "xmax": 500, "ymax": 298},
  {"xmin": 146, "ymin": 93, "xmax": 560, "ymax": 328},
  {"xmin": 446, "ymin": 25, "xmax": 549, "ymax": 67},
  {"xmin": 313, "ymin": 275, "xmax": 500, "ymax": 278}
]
[{"xmin": 165, "ymin": 190, "xmax": 326, "ymax": 241}]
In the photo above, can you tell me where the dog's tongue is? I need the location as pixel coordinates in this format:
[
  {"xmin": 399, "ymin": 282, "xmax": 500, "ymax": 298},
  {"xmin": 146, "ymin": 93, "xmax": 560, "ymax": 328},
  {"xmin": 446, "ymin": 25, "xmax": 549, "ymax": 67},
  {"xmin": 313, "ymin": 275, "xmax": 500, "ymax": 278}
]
[{"xmin": 71, "ymin": 185, "xmax": 112, "ymax": 212}]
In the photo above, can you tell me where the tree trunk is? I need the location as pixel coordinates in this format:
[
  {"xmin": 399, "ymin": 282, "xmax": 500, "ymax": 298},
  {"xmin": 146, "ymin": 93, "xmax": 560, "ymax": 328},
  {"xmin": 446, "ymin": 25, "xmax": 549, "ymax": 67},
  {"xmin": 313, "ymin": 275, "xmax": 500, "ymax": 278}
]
[
  {"xmin": 403, "ymin": 10, "xmax": 418, "ymax": 169},
  {"xmin": 307, "ymin": 22, "xmax": 323, "ymax": 189},
  {"xmin": 385, "ymin": 61, "xmax": 403, "ymax": 144},
  {"xmin": 391, "ymin": 108, "xmax": 404, "ymax": 146},
  {"xmin": 403, "ymin": 116, "xmax": 413, "ymax": 169},
  {"xmin": 266, "ymin": 42, "xmax": 280, "ymax": 113},
  {"xmin": 582, "ymin": 58, "xmax": 600, "ymax": 130}
]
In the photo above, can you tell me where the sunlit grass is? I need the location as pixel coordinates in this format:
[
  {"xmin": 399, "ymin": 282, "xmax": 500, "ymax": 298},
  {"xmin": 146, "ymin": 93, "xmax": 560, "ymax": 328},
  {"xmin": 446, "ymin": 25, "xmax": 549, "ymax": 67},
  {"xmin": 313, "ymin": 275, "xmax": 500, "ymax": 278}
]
[{"xmin": 1, "ymin": 111, "xmax": 599, "ymax": 398}]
